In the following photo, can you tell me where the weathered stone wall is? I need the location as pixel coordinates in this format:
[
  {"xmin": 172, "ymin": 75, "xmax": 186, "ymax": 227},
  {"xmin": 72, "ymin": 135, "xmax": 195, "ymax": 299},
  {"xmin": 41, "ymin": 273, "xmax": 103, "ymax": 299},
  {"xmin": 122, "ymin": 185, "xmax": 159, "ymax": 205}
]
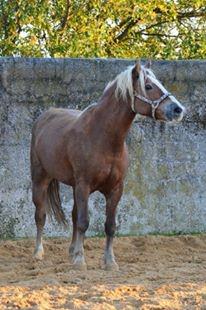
[{"xmin": 0, "ymin": 58, "xmax": 206, "ymax": 238}]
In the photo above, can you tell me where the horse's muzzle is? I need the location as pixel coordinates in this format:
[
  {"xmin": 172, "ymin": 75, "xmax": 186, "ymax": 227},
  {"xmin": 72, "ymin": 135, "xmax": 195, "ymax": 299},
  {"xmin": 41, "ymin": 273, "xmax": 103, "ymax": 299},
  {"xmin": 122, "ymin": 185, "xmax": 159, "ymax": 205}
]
[{"xmin": 165, "ymin": 102, "xmax": 186, "ymax": 122}]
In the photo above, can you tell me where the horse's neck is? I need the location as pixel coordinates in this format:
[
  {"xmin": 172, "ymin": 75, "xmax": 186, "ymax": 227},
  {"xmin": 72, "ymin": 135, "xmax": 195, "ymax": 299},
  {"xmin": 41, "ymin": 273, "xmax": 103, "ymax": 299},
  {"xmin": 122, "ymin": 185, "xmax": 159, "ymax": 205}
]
[{"xmin": 94, "ymin": 88, "xmax": 135, "ymax": 148}]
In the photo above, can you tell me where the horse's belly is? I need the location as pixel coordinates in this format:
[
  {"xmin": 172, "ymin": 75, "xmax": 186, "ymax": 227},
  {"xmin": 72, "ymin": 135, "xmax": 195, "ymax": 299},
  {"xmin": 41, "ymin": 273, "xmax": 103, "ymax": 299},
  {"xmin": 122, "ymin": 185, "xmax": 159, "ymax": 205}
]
[{"xmin": 42, "ymin": 155, "xmax": 75, "ymax": 185}]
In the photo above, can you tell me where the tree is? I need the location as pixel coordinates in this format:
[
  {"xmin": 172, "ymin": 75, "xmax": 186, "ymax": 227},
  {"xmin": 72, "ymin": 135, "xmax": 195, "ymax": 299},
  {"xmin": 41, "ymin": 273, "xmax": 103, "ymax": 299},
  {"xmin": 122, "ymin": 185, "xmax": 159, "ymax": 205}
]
[{"xmin": 0, "ymin": 0, "xmax": 205, "ymax": 59}]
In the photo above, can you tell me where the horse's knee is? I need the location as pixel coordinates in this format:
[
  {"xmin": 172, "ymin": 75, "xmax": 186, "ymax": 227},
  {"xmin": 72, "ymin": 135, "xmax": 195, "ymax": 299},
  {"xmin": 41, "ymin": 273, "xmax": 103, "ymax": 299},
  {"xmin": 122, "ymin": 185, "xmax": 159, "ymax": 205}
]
[
  {"xmin": 35, "ymin": 207, "xmax": 46, "ymax": 220},
  {"xmin": 105, "ymin": 221, "xmax": 116, "ymax": 237},
  {"xmin": 32, "ymin": 186, "xmax": 47, "ymax": 225},
  {"xmin": 77, "ymin": 218, "xmax": 89, "ymax": 234},
  {"xmin": 72, "ymin": 205, "xmax": 77, "ymax": 223},
  {"xmin": 32, "ymin": 193, "xmax": 42, "ymax": 206},
  {"xmin": 34, "ymin": 203, "xmax": 46, "ymax": 227}
]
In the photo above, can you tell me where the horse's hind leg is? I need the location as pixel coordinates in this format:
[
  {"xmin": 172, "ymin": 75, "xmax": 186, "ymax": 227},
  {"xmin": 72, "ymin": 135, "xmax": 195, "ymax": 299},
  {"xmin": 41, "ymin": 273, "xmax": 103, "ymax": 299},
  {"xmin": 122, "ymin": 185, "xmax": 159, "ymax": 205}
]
[
  {"xmin": 32, "ymin": 165, "xmax": 50, "ymax": 260},
  {"xmin": 32, "ymin": 180, "xmax": 49, "ymax": 260},
  {"xmin": 104, "ymin": 183, "xmax": 123, "ymax": 271}
]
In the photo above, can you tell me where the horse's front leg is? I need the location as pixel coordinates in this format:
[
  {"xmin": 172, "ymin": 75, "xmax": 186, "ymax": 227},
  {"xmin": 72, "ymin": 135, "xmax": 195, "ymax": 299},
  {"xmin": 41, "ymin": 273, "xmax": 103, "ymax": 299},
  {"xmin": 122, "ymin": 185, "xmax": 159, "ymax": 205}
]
[
  {"xmin": 104, "ymin": 183, "xmax": 123, "ymax": 271},
  {"xmin": 71, "ymin": 183, "xmax": 89, "ymax": 270}
]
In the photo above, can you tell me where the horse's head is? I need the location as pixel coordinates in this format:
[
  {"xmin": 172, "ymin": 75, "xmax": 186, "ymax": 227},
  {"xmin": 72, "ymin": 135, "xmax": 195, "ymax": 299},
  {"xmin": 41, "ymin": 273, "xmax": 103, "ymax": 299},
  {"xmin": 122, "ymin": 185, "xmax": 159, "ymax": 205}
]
[{"xmin": 131, "ymin": 61, "xmax": 185, "ymax": 122}]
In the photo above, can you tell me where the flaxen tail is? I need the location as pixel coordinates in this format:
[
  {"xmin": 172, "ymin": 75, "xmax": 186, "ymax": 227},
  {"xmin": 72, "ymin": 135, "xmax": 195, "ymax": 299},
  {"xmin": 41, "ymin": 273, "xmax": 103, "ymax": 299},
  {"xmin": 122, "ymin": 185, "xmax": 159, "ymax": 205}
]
[{"xmin": 47, "ymin": 179, "xmax": 68, "ymax": 227}]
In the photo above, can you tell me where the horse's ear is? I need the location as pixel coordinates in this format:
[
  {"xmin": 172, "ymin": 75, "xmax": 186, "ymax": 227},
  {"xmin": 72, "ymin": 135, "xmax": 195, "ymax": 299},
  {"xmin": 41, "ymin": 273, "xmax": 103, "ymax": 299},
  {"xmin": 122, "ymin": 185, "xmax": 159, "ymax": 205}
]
[
  {"xmin": 145, "ymin": 59, "xmax": 152, "ymax": 69},
  {"xmin": 132, "ymin": 60, "xmax": 141, "ymax": 79}
]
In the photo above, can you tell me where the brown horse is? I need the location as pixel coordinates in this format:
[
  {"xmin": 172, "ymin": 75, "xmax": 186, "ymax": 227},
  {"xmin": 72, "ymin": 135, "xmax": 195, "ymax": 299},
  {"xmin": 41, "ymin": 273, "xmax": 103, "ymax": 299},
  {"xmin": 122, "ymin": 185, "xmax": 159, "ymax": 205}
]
[{"xmin": 31, "ymin": 61, "xmax": 185, "ymax": 270}]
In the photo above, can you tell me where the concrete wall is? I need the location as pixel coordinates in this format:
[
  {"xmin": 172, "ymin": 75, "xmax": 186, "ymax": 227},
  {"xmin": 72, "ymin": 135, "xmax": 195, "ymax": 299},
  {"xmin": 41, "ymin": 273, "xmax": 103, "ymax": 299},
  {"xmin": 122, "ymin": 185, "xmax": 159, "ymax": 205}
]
[{"xmin": 0, "ymin": 58, "xmax": 206, "ymax": 238}]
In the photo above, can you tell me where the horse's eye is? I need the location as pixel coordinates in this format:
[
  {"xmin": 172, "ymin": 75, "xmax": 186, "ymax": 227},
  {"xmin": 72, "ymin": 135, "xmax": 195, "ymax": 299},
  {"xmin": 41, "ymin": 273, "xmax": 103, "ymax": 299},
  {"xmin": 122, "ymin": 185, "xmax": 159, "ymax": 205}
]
[{"xmin": 145, "ymin": 84, "xmax": 152, "ymax": 90}]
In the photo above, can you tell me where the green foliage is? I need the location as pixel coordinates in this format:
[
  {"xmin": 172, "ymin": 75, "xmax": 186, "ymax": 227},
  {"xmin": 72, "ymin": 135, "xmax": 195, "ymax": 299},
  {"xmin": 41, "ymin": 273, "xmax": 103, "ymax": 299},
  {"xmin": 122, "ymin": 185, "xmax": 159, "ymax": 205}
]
[{"xmin": 0, "ymin": 0, "xmax": 205, "ymax": 59}]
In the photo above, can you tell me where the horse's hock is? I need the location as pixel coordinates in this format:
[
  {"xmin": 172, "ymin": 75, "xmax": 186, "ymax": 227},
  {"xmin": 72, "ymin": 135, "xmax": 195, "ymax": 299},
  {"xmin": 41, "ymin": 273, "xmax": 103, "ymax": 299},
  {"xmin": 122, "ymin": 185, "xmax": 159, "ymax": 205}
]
[{"xmin": 0, "ymin": 58, "xmax": 206, "ymax": 238}]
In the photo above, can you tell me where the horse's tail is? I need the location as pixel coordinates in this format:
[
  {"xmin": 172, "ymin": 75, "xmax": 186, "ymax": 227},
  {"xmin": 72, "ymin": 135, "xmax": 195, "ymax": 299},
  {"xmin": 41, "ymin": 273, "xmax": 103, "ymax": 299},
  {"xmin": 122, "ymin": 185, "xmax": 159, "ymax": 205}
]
[{"xmin": 47, "ymin": 179, "xmax": 68, "ymax": 227}]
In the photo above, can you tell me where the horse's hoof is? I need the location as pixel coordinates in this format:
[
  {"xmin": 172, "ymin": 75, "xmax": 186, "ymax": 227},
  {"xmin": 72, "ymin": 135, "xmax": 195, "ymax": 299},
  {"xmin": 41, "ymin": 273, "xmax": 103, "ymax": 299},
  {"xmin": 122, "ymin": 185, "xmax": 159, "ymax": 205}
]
[
  {"xmin": 33, "ymin": 251, "xmax": 44, "ymax": 260},
  {"xmin": 72, "ymin": 262, "xmax": 87, "ymax": 271},
  {"xmin": 104, "ymin": 262, "xmax": 119, "ymax": 271}
]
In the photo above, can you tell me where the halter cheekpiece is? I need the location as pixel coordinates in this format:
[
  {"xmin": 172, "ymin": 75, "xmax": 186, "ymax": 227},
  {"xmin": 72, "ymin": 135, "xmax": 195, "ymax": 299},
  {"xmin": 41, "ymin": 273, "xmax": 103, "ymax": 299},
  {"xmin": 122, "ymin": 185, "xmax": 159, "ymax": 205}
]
[{"xmin": 133, "ymin": 91, "xmax": 171, "ymax": 119}]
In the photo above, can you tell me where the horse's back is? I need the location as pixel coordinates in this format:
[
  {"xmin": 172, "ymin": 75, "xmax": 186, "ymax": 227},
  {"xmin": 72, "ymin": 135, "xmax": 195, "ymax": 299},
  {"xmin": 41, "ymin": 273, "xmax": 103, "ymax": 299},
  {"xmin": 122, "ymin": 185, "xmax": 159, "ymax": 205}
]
[{"xmin": 32, "ymin": 108, "xmax": 81, "ymax": 135}]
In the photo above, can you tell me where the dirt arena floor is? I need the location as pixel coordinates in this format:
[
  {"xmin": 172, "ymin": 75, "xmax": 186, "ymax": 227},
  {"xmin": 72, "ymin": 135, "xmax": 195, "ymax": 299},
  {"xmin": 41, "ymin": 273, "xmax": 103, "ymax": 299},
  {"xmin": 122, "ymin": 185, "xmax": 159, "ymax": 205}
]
[{"xmin": 0, "ymin": 235, "xmax": 206, "ymax": 309}]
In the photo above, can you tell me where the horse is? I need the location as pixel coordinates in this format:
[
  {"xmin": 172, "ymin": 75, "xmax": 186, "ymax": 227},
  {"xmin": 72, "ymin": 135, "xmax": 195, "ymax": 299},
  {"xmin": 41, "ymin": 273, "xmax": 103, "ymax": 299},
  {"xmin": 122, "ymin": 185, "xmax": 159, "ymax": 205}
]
[{"xmin": 30, "ymin": 61, "xmax": 185, "ymax": 271}]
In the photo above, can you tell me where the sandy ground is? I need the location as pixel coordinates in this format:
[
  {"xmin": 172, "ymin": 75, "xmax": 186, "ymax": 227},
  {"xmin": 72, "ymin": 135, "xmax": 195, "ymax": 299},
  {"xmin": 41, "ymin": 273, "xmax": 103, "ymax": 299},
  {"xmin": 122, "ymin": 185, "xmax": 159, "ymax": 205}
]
[{"xmin": 0, "ymin": 235, "xmax": 206, "ymax": 309}]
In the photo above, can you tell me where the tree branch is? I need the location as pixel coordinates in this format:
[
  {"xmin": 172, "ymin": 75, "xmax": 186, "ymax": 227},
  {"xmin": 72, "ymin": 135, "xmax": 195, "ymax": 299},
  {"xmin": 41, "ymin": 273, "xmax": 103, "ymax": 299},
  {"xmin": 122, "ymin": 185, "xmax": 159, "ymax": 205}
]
[
  {"xmin": 113, "ymin": 7, "xmax": 206, "ymax": 43},
  {"xmin": 141, "ymin": 32, "xmax": 179, "ymax": 38},
  {"xmin": 0, "ymin": 1, "xmax": 9, "ymax": 39},
  {"xmin": 60, "ymin": 0, "xmax": 70, "ymax": 30},
  {"xmin": 113, "ymin": 18, "xmax": 139, "ymax": 43},
  {"xmin": 177, "ymin": 9, "xmax": 206, "ymax": 19}
]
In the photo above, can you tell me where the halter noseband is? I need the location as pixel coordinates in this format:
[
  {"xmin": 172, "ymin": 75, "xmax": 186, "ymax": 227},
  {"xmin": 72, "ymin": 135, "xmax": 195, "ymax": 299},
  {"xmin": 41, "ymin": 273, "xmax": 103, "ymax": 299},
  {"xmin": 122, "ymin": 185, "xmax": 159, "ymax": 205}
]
[{"xmin": 133, "ymin": 91, "xmax": 171, "ymax": 119}]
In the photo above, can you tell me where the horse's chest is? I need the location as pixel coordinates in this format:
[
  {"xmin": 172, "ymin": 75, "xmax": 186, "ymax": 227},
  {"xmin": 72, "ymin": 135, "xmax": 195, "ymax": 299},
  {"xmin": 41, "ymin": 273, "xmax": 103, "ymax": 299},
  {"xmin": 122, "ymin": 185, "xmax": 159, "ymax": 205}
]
[{"xmin": 90, "ymin": 156, "xmax": 126, "ymax": 191}]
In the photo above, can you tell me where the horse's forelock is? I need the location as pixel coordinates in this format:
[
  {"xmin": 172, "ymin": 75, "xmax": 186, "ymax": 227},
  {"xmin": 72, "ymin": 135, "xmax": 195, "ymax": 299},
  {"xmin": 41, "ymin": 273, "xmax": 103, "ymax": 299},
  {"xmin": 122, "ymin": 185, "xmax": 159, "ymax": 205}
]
[
  {"xmin": 114, "ymin": 65, "xmax": 151, "ymax": 101},
  {"xmin": 139, "ymin": 69, "xmax": 146, "ymax": 96},
  {"xmin": 105, "ymin": 65, "xmax": 166, "ymax": 103}
]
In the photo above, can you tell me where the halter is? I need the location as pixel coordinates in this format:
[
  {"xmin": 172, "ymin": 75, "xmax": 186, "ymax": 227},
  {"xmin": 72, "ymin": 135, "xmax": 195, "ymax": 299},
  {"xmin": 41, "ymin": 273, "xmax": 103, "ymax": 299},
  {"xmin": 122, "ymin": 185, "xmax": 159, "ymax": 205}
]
[{"xmin": 133, "ymin": 91, "xmax": 171, "ymax": 119}]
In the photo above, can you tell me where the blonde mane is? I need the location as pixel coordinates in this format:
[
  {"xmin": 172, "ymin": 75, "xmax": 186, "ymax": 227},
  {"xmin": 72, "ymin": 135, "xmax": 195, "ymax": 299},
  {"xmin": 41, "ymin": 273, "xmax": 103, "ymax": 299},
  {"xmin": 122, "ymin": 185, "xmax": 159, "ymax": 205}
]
[{"xmin": 105, "ymin": 65, "xmax": 167, "ymax": 104}]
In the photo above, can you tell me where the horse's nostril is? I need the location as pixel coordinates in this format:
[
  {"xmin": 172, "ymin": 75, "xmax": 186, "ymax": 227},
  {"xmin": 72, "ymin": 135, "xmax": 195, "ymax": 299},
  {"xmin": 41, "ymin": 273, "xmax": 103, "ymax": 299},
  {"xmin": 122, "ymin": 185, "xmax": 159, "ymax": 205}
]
[{"xmin": 174, "ymin": 106, "xmax": 182, "ymax": 114}]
